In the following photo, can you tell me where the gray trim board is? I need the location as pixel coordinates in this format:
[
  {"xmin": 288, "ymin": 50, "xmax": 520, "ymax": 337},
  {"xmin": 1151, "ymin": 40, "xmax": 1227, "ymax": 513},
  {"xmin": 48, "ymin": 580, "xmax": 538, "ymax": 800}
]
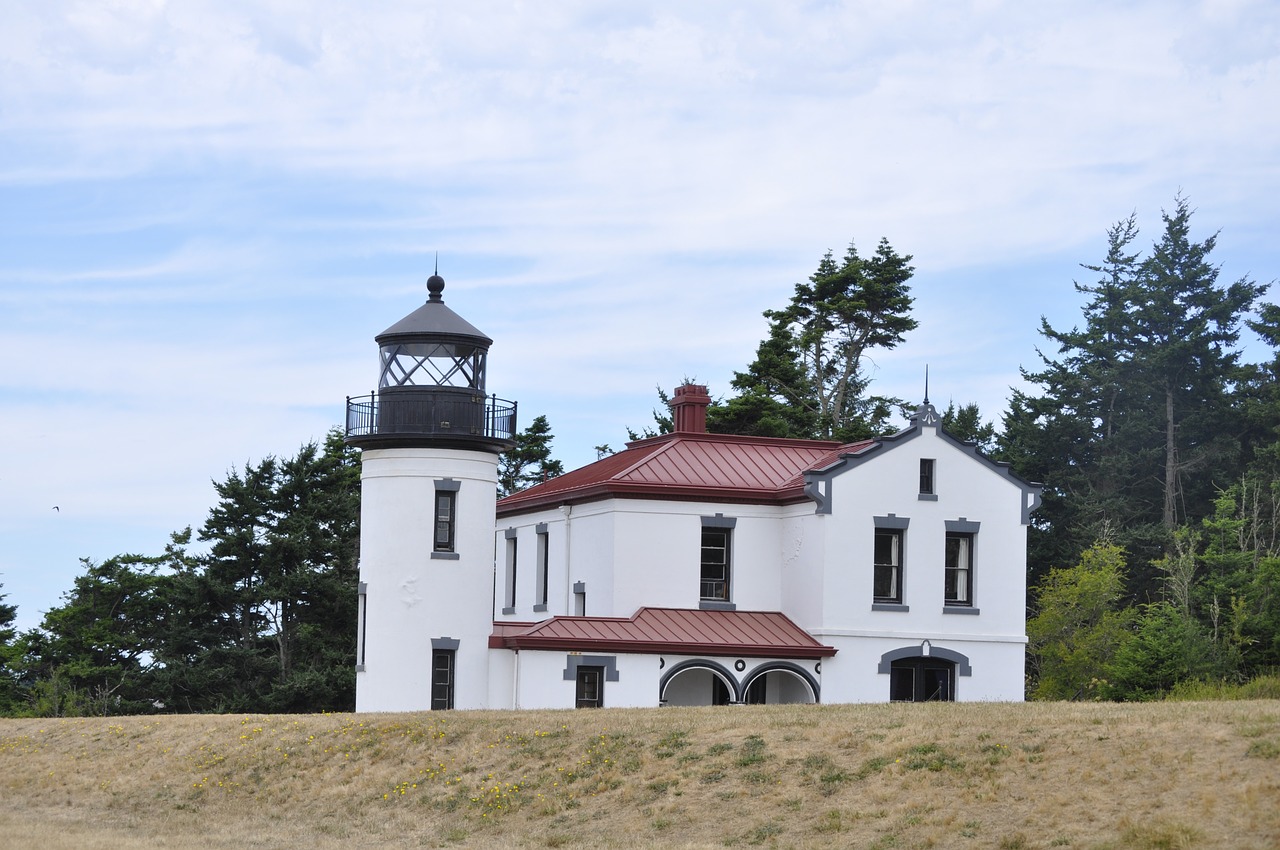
[
  {"xmin": 877, "ymin": 645, "xmax": 972, "ymax": 677},
  {"xmin": 562, "ymin": 654, "xmax": 620, "ymax": 682}
]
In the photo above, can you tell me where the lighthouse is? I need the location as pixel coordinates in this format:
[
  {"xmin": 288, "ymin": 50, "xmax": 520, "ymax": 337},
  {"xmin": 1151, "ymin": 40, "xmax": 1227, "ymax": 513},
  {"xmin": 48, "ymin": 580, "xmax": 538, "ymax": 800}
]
[{"xmin": 346, "ymin": 271, "xmax": 516, "ymax": 711}]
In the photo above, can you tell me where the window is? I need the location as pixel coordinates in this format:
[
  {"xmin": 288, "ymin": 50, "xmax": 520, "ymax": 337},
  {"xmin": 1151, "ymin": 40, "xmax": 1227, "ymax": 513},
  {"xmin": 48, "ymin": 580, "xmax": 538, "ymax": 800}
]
[
  {"xmin": 431, "ymin": 648, "xmax": 455, "ymax": 710},
  {"xmin": 700, "ymin": 528, "xmax": 731, "ymax": 601},
  {"xmin": 503, "ymin": 529, "xmax": 518, "ymax": 614},
  {"xmin": 919, "ymin": 459, "xmax": 936, "ymax": 499},
  {"xmin": 573, "ymin": 581, "xmax": 586, "ymax": 616},
  {"xmin": 874, "ymin": 530, "xmax": 903, "ymax": 603},
  {"xmin": 432, "ymin": 479, "xmax": 461, "ymax": 557},
  {"xmin": 535, "ymin": 524, "xmax": 549, "ymax": 611},
  {"xmin": 889, "ymin": 658, "xmax": 954, "ymax": 702},
  {"xmin": 945, "ymin": 532, "xmax": 973, "ymax": 605},
  {"xmin": 575, "ymin": 665, "xmax": 604, "ymax": 708},
  {"xmin": 356, "ymin": 582, "xmax": 368, "ymax": 671},
  {"xmin": 700, "ymin": 515, "xmax": 737, "ymax": 607}
]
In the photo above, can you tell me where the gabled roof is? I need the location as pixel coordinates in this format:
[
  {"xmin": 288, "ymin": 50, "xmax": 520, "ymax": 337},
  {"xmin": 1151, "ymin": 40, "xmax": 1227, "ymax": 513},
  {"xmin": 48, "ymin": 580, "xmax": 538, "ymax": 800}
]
[
  {"xmin": 489, "ymin": 607, "xmax": 836, "ymax": 659},
  {"xmin": 497, "ymin": 431, "xmax": 872, "ymax": 516}
]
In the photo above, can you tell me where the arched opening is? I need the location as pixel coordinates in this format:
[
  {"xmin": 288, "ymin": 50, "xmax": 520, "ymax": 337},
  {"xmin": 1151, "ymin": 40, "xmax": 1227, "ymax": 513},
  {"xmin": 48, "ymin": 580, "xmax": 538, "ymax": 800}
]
[
  {"xmin": 741, "ymin": 663, "xmax": 819, "ymax": 705},
  {"xmin": 889, "ymin": 657, "xmax": 955, "ymax": 702},
  {"xmin": 659, "ymin": 661, "xmax": 737, "ymax": 706}
]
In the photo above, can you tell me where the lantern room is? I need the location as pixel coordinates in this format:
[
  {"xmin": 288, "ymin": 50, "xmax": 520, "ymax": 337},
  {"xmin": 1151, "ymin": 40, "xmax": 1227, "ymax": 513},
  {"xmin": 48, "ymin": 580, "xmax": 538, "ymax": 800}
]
[{"xmin": 346, "ymin": 273, "xmax": 516, "ymax": 452}]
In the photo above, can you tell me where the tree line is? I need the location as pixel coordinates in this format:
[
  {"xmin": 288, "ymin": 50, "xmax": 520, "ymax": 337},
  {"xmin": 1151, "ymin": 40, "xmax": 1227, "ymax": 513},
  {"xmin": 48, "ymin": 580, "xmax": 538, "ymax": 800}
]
[{"xmin": 1, "ymin": 194, "xmax": 1275, "ymax": 714}]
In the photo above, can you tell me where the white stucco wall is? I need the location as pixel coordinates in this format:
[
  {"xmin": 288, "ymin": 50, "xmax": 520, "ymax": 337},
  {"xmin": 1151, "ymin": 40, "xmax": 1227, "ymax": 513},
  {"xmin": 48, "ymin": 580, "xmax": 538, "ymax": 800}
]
[{"xmin": 356, "ymin": 447, "xmax": 501, "ymax": 712}]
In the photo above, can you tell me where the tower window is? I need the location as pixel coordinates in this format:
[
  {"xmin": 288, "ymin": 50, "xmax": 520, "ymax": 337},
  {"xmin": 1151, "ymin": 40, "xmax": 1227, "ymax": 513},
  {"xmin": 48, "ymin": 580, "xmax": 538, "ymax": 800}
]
[
  {"xmin": 434, "ymin": 490, "xmax": 456, "ymax": 552},
  {"xmin": 432, "ymin": 479, "xmax": 461, "ymax": 558}
]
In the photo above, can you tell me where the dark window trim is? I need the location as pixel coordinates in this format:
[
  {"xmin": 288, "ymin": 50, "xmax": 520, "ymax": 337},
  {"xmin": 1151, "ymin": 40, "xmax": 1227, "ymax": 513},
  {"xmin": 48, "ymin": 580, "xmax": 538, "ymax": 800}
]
[
  {"xmin": 873, "ymin": 514, "xmax": 909, "ymax": 605},
  {"xmin": 944, "ymin": 519, "xmax": 979, "ymax": 608},
  {"xmin": 535, "ymin": 523, "xmax": 550, "ymax": 608},
  {"xmin": 433, "ymin": 479, "xmax": 461, "ymax": 554},
  {"xmin": 919, "ymin": 458, "xmax": 936, "ymax": 496},
  {"xmin": 503, "ymin": 529, "xmax": 518, "ymax": 614},
  {"xmin": 356, "ymin": 581, "xmax": 368, "ymax": 672},
  {"xmin": 700, "ymin": 514, "xmax": 735, "ymax": 604},
  {"xmin": 430, "ymin": 638, "xmax": 459, "ymax": 711}
]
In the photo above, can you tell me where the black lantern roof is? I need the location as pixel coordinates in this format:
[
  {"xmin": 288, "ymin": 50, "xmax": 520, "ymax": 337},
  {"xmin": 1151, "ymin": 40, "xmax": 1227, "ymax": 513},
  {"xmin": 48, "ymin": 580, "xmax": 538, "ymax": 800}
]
[{"xmin": 375, "ymin": 273, "xmax": 492, "ymax": 347}]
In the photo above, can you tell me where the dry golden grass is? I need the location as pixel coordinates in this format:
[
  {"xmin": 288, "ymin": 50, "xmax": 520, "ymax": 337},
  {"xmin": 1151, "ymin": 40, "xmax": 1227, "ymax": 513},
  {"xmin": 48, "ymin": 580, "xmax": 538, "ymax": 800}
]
[{"xmin": 1, "ymin": 701, "xmax": 1278, "ymax": 849}]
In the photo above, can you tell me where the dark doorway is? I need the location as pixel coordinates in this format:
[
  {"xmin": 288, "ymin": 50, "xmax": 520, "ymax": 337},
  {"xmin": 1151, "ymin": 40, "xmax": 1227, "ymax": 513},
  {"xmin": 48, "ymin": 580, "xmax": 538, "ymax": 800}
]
[
  {"xmin": 575, "ymin": 665, "xmax": 604, "ymax": 708},
  {"xmin": 889, "ymin": 658, "xmax": 955, "ymax": 702}
]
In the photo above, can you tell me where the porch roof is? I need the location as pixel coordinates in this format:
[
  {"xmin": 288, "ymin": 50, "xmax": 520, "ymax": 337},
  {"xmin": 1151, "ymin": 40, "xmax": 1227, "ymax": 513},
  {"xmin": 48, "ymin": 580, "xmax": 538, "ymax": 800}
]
[{"xmin": 489, "ymin": 607, "xmax": 836, "ymax": 659}]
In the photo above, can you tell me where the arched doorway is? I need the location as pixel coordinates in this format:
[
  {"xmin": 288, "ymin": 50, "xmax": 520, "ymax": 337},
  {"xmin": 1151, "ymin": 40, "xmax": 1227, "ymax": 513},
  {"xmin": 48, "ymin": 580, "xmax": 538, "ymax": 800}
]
[
  {"xmin": 889, "ymin": 657, "xmax": 955, "ymax": 701},
  {"xmin": 659, "ymin": 661, "xmax": 737, "ymax": 706},
  {"xmin": 878, "ymin": 645, "xmax": 971, "ymax": 702},
  {"xmin": 741, "ymin": 663, "xmax": 819, "ymax": 705}
]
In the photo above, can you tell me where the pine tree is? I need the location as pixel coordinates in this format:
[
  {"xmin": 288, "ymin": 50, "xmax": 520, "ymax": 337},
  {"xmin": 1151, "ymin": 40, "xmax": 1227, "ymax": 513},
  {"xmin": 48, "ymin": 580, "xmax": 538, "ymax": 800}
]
[
  {"xmin": 724, "ymin": 238, "xmax": 917, "ymax": 441},
  {"xmin": 499, "ymin": 415, "xmax": 564, "ymax": 497}
]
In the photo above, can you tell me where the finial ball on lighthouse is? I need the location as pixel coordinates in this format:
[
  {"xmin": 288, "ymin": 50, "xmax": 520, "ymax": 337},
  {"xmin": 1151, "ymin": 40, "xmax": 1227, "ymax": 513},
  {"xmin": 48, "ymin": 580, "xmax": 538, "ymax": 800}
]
[{"xmin": 427, "ymin": 272, "xmax": 445, "ymax": 302}]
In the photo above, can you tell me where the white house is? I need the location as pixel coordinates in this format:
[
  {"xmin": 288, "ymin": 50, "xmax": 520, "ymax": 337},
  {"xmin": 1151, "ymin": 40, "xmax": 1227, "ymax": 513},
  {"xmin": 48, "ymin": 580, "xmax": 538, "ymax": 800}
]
[{"xmin": 348, "ymin": 276, "xmax": 1042, "ymax": 712}]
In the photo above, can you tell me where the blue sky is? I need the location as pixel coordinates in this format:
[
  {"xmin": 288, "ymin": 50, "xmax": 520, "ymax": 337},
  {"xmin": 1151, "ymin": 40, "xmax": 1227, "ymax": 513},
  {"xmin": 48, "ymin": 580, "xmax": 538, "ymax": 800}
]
[{"xmin": 2, "ymin": 1, "xmax": 1278, "ymax": 632}]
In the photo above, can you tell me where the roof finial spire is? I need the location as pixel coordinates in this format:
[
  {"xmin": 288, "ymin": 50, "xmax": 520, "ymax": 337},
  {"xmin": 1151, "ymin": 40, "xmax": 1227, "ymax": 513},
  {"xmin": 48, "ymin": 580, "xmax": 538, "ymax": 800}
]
[
  {"xmin": 427, "ymin": 254, "xmax": 445, "ymax": 302},
  {"xmin": 924, "ymin": 364, "xmax": 930, "ymax": 405}
]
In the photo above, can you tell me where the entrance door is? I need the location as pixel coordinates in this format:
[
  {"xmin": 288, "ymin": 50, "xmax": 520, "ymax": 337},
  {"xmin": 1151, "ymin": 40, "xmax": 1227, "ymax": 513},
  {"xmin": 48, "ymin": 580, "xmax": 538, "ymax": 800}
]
[
  {"xmin": 575, "ymin": 665, "xmax": 604, "ymax": 708},
  {"xmin": 889, "ymin": 658, "xmax": 955, "ymax": 702}
]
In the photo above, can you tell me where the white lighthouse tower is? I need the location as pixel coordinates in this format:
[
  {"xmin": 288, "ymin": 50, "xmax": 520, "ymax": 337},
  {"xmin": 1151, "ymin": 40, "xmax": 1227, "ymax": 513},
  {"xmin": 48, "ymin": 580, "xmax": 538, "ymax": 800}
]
[{"xmin": 346, "ymin": 272, "xmax": 516, "ymax": 711}]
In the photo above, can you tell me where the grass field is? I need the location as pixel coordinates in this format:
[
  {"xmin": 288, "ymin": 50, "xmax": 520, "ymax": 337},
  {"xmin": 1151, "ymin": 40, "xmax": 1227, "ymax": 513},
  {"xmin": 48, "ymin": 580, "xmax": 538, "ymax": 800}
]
[{"xmin": 1, "ymin": 700, "xmax": 1278, "ymax": 849}]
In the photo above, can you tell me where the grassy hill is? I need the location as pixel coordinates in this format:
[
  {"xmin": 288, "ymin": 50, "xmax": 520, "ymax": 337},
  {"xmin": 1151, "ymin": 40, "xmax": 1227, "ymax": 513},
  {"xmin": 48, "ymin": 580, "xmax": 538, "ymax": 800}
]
[{"xmin": 1, "ymin": 700, "xmax": 1277, "ymax": 849}]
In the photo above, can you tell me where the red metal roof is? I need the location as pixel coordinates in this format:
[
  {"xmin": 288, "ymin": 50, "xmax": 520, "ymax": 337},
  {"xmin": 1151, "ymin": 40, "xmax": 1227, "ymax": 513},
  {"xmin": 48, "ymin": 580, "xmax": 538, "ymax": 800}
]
[
  {"xmin": 488, "ymin": 607, "xmax": 836, "ymax": 659},
  {"xmin": 497, "ymin": 432, "xmax": 873, "ymax": 516}
]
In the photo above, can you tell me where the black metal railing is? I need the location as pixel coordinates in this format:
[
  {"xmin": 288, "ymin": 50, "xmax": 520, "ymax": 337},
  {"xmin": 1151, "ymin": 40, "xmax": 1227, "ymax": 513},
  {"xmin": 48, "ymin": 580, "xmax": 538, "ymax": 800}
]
[{"xmin": 346, "ymin": 388, "xmax": 517, "ymax": 443}]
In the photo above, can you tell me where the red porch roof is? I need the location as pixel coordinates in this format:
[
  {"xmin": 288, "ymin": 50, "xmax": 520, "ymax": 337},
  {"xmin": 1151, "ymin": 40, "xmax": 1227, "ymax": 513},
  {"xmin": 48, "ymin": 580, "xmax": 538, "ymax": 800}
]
[
  {"xmin": 488, "ymin": 607, "xmax": 836, "ymax": 659},
  {"xmin": 497, "ymin": 431, "xmax": 873, "ymax": 516}
]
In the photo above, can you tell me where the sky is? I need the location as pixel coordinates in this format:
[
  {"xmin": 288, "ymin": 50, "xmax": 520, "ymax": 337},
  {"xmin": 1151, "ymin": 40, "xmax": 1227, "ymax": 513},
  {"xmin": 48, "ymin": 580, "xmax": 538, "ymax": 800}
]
[{"xmin": 2, "ymin": 1, "xmax": 1278, "ymax": 632}]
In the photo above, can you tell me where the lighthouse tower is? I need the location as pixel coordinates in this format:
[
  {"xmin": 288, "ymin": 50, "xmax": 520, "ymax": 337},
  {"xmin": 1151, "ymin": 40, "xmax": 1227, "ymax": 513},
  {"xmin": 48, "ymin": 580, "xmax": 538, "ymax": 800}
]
[{"xmin": 346, "ymin": 272, "xmax": 516, "ymax": 711}]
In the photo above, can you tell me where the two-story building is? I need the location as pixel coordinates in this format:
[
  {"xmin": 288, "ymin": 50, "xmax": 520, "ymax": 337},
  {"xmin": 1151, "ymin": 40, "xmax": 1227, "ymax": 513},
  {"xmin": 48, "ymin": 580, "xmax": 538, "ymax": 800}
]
[{"xmin": 348, "ymin": 276, "xmax": 1041, "ymax": 711}]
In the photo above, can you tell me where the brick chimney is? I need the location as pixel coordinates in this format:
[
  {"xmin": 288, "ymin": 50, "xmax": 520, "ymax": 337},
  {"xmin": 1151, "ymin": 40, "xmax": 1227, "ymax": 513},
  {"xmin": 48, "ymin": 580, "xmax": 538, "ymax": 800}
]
[{"xmin": 670, "ymin": 383, "xmax": 711, "ymax": 434}]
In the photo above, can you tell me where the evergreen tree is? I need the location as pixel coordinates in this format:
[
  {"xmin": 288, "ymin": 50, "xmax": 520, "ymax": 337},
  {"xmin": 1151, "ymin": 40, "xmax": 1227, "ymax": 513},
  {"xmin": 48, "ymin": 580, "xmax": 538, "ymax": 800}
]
[
  {"xmin": 940, "ymin": 402, "xmax": 997, "ymax": 453},
  {"xmin": 158, "ymin": 431, "xmax": 360, "ymax": 712},
  {"xmin": 27, "ymin": 554, "xmax": 169, "ymax": 715},
  {"xmin": 724, "ymin": 238, "xmax": 917, "ymax": 441},
  {"xmin": 1002, "ymin": 198, "xmax": 1265, "ymax": 597},
  {"xmin": 0, "ymin": 583, "xmax": 20, "ymax": 714},
  {"xmin": 499, "ymin": 415, "xmax": 565, "ymax": 497}
]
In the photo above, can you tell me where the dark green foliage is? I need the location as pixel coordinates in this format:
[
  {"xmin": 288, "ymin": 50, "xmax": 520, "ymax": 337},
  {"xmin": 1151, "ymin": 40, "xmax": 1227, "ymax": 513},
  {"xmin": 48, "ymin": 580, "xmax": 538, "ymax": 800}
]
[
  {"xmin": 165, "ymin": 430, "xmax": 361, "ymax": 713},
  {"xmin": 1104, "ymin": 601, "xmax": 1230, "ymax": 700},
  {"xmin": 0, "ymin": 583, "xmax": 22, "ymax": 714},
  {"xmin": 499, "ymin": 414, "xmax": 565, "ymax": 497},
  {"xmin": 714, "ymin": 238, "xmax": 917, "ymax": 441},
  {"xmin": 24, "ymin": 552, "xmax": 172, "ymax": 715},
  {"xmin": 940, "ymin": 402, "xmax": 997, "ymax": 453},
  {"xmin": 13, "ymin": 430, "xmax": 362, "ymax": 716},
  {"xmin": 1001, "ymin": 197, "xmax": 1266, "ymax": 597},
  {"xmin": 1027, "ymin": 541, "xmax": 1134, "ymax": 701}
]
